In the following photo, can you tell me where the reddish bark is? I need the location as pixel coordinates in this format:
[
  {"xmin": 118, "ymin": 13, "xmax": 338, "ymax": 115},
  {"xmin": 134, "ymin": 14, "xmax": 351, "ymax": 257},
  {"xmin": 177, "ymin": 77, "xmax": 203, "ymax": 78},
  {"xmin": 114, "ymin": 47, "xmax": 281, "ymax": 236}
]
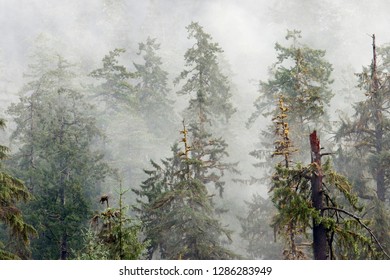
[{"xmin": 310, "ymin": 131, "xmax": 327, "ymax": 260}]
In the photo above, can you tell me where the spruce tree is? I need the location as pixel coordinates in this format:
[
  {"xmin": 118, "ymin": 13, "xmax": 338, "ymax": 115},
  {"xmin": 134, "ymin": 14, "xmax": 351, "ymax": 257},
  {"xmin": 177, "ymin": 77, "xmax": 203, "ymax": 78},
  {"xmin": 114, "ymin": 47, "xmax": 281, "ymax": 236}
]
[
  {"xmin": 90, "ymin": 40, "xmax": 174, "ymax": 190},
  {"xmin": 174, "ymin": 21, "xmax": 236, "ymax": 126},
  {"xmin": 90, "ymin": 48, "xmax": 134, "ymax": 108}
]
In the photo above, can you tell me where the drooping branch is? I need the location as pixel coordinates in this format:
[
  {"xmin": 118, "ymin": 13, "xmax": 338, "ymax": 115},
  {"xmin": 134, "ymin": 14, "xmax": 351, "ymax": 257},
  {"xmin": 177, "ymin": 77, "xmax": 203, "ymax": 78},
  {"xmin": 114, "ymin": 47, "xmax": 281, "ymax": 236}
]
[{"xmin": 322, "ymin": 206, "xmax": 390, "ymax": 259}]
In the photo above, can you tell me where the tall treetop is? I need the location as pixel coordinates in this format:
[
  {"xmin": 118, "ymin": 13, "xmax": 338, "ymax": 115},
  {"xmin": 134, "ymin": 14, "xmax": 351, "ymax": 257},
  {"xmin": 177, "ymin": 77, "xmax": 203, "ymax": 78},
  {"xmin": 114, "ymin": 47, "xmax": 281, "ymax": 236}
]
[{"xmin": 175, "ymin": 22, "xmax": 236, "ymax": 125}]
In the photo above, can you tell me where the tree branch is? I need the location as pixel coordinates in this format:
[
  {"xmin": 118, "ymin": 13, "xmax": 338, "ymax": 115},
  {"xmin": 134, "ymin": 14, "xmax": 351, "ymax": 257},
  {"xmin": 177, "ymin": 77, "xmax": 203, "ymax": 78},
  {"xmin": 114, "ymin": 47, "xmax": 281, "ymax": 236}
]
[{"xmin": 322, "ymin": 206, "xmax": 390, "ymax": 259}]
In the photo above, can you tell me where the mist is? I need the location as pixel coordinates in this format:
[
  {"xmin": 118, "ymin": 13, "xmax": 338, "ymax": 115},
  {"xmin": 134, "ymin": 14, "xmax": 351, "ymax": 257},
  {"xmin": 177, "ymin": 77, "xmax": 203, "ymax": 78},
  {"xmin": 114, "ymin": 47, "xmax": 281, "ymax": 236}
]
[{"xmin": 1, "ymin": 0, "xmax": 390, "ymax": 260}]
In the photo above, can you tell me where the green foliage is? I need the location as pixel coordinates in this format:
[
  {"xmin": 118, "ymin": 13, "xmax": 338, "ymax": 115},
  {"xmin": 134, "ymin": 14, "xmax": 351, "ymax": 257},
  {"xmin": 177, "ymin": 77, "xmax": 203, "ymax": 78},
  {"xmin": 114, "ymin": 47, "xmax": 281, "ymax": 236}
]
[
  {"xmin": 0, "ymin": 119, "xmax": 37, "ymax": 259},
  {"xmin": 133, "ymin": 144, "xmax": 181, "ymax": 258},
  {"xmin": 73, "ymin": 229, "xmax": 110, "ymax": 260},
  {"xmin": 7, "ymin": 55, "xmax": 109, "ymax": 259},
  {"xmin": 335, "ymin": 35, "xmax": 390, "ymax": 255},
  {"xmin": 134, "ymin": 37, "xmax": 176, "ymax": 137},
  {"xmin": 90, "ymin": 39, "xmax": 175, "ymax": 196},
  {"xmin": 90, "ymin": 48, "xmax": 135, "ymax": 107},
  {"xmin": 135, "ymin": 131, "xmax": 237, "ymax": 260},
  {"xmin": 242, "ymin": 31, "xmax": 335, "ymax": 260},
  {"xmin": 174, "ymin": 22, "xmax": 236, "ymax": 125},
  {"xmin": 271, "ymin": 139, "xmax": 386, "ymax": 259},
  {"xmin": 188, "ymin": 122, "xmax": 239, "ymax": 197},
  {"xmin": 174, "ymin": 22, "xmax": 239, "ymax": 197},
  {"xmin": 248, "ymin": 30, "xmax": 333, "ymax": 160},
  {"xmin": 250, "ymin": 30, "xmax": 333, "ymax": 125},
  {"xmin": 86, "ymin": 187, "xmax": 147, "ymax": 260},
  {"xmin": 271, "ymin": 156, "xmax": 386, "ymax": 259},
  {"xmin": 238, "ymin": 194, "xmax": 283, "ymax": 259}
]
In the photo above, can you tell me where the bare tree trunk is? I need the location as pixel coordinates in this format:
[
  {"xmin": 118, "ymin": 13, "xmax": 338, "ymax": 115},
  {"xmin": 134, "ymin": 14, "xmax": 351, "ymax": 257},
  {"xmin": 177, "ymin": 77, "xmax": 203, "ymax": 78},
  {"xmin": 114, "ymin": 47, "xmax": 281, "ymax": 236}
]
[{"xmin": 310, "ymin": 131, "xmax": 327, "ymax": 260}]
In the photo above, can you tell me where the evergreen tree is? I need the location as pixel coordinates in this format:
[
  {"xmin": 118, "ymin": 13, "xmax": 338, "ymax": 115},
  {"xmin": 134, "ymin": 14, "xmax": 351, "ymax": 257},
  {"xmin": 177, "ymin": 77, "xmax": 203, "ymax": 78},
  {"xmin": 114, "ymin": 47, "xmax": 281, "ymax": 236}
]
[
  {"xmin": 135, "ymin": 123, "xmax": 236, "ymax": 259},
  {"xmin": 241, "ymin": 31, "xmax": 334, "ymax": 259},
  {"xmin": 81, "ymin": 183, "xmax": 146, "ymax": 260},
  {"xmin": 335, "ymin": 34, "xmax": 390, "ymax": 253},
  {"xmin": 270, "ymin": 96, "xmax": 388, "ymax": 259},
  {"xmin": 248, "ymin": 30, "xmax": 333, "ymax": 160},
  {"xmin": 174, "ymin": 22, "xmax": 238, "ymax": 196},
  {"xmin": 238, "ymin": 194, "xmax": 282, "ymax": 259},
  {"xmin": 8, "ymin": 55, "xmax": 109, "ymax": 259},
  {"xmin": 90, "ymin": 41, "xmax": 173, "ymax": 190},
  {"xmin": 133, "ymin": 37, "xmax": 176, "ymax": 138},
  {"xmin": 133, "ymin": 143, "xmax": 181, "ymax": 259},
  {"xmin": 90, "ymin": 48, "xmax": 135, "ymax": 108},
  {"xmin": 0, "ymin": 119, "xmax": 36, "ymax": 259},
  {"xmin": 174, "ymin": 22, "xmax": 236, "ymax": 126}
]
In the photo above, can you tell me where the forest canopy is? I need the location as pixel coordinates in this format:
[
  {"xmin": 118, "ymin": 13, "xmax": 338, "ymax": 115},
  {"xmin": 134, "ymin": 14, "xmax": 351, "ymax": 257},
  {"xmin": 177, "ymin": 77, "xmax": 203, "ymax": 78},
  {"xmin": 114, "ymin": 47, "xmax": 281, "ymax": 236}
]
[{"xmin": 0, "ymin": 0, "xmax": 390, "ymax": 260}]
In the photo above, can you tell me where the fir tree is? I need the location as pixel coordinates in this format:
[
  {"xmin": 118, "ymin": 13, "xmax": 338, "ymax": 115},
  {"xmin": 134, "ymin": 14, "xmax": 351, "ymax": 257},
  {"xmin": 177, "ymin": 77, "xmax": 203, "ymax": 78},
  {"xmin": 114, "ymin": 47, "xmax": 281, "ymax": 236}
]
[
  {"xmin": 174, "ymin": 21, "xmax": 236, "ymax": 126},
  {"xmin": 238, "ymin": 194, "xmax": 282, "ymax": 259},
  {"xmin": 90, "ymin": 48, "xmax": 134, "ymax": 108},
  {"xmin": 90, "ymin": 41, "xmax": 173, "ymax": 190}
]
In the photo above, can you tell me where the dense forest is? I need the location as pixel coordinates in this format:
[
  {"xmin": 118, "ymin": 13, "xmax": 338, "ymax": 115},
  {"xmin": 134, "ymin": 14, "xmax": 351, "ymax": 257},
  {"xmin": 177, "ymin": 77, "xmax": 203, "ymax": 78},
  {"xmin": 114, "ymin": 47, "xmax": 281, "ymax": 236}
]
[{"xmin": 1, "ymin": 0, "xmax": 390, "ymax": 260}]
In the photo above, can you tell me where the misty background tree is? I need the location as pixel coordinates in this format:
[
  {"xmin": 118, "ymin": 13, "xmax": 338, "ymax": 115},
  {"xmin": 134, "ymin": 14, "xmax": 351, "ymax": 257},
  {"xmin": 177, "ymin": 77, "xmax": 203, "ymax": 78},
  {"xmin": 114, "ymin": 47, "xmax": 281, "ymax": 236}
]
[
  {"xmin": 7, "ymin": 51, "xmax": 109, "ymax": 259},
  {"xmin": 335, "ymin": 34, "xmax": 390, "ymax": 255},
  {"xmin": 90, "ymin": 38, "xmax": 176, "ymax": 198}
]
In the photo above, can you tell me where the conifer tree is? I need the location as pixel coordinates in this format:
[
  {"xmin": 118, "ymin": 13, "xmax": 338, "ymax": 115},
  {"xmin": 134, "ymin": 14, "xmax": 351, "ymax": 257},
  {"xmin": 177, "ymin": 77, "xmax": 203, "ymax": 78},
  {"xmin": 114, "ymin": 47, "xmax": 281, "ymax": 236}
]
[
  {"xmin": 270, "ymin": 97, "xmax": 388, "ymax": 259},
  {"xmin": 90, "ymin": 48, "xmax": 134, "ymax": 108},
  {"xmin": 133, "ymin": 37, "xmax": 176, "ymax": 138},
  {"xmin": 248, "ymin": 30, "xmax": 333, "ymax": 161},
  {"xmin": 174, "ymin": 22, "xmax": 238, "ymax": 196},
  {"xmin": 174, "ymin": 22, "xmax": 236, "ymax": 126},
  {"xmin": 135, "ymin": 122, "xmax": 236, "ymax": 259},
  {"xmin": 82, "ymin": 183, "xmax": 146, "ymax": 260},
  {"xmin": 0, "ymin": 119, "xmax": 36, "ymax": 259},
  {"xmin": 8, "ymin": 55, "xmax": 109, "ymax": 259},
  {"xmin": 335, "ymin": 34, "xmax": 390, "ymax": 253},
  {"xmin": 241, "ymin": 31, "xmax": 334, "ymax": 259},
  {"xmin": 238, "ymin": 194, "xmax": 282, "ymax": 259},
  {"xmin": 90, "ymin": 39, "xmax": 175, "ymax": 188}
]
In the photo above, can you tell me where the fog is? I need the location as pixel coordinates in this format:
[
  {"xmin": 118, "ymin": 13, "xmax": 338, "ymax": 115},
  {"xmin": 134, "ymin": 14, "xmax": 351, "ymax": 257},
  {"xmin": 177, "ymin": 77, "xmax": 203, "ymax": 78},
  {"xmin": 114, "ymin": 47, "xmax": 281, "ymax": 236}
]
[{"xmin": 1, "ymin": 0, "xmax": 390, "ymax": 259}]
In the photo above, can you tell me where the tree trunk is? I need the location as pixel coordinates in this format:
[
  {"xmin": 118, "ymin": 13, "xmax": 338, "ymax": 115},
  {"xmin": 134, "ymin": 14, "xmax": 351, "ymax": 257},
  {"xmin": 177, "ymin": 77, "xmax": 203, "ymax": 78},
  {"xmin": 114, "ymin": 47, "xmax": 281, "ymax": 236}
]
[
  {"xmin": 371, "ymin": 34, "xmax": 386, "ymax": 202},
  {"xmin": 310, "ymin": 131, "xmax": 327, "ymax": 260},
  {"xmin": 60, "ymin": 233, "xmax": 68, "ymax": 260}
]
